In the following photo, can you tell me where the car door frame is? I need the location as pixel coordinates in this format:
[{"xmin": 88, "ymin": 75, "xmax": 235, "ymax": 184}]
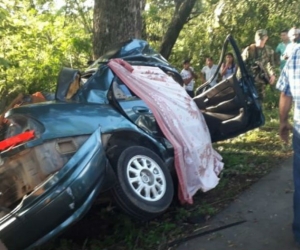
[{"xmin": 193, "ymin": 35, "xmax": 264, "ymax": 142}]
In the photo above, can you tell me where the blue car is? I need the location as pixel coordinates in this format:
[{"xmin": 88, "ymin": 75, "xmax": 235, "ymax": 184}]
[{"xmin": 0, "ymin": 35, "xmax": 263, "ymax": 250}]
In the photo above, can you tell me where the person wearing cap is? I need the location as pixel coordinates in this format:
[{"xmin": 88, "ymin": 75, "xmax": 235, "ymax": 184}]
[
  {"xmin": 282, "ymin": 27, "xmax": 300, "ymax": 61},
  {"xmin": 180, "ymin": 59, "xmax": 198, "ymax": 98},
  {"xmin": 275, "ymin": 29, "xmax": 290, "ymax": 71},
  {"xmin": 242, "ymin": 29, "xmax": 276, "ymax": 102}
]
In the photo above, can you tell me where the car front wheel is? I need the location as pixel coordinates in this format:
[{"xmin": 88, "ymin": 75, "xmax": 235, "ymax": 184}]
[{"xmin": 112, "ymin": 146, "xmax": 174, "ymax": 221}]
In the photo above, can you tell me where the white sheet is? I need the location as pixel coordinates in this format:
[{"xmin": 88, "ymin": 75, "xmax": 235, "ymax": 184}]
[{"xmin": 108, "ymin": 59, "xmax": 224, "ymax": 204}]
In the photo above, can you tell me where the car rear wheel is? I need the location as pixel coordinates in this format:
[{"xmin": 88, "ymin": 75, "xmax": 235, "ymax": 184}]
[{"xmin": 112, "ymin": 146, "xmax": 174, "ymax": 221}]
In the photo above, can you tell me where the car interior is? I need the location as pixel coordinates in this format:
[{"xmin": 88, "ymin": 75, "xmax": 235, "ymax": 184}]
[{"xmin": 193, "ymin": 35, "xmax": 263, "ymax": 142}]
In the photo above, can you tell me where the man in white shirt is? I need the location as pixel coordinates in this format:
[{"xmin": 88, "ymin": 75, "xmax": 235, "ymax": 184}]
[
  {"xmin": 201, "ymin": 56, "xmax": 218, "ymax": 87},
  {"xmin": 180, "ymin": 59, "xmax": 198, "ymax": 97}
]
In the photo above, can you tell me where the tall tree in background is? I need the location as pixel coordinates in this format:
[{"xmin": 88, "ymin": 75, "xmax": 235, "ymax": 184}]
[
  {"xmin": 159, "ymin": 0, "xmax": 197, "ymax": 59},
  {"xmin": 1, "ymin": 0, "xmax": 300, "ymax": 111},
  {"xmin": 93, "ymin": 0, "xmax": 145, "ymax": 59}
]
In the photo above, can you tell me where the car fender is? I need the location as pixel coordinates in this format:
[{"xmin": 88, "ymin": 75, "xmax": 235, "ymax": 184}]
[{"xmin": 0, "ymin": 127, "xmax": 108, "ymax": 250}]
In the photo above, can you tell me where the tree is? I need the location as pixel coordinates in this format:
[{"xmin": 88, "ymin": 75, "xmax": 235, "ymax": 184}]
[
  {"xmin": 2, "ymin": 0, "xmax": 300, "ymax": 112},
  {"xmin": 159, "ymin": 0, "xmax": 197, "ymax": 59},
  {"xmin": 93, "ymin": 0, "xmax": 145, "ymax": 59}
]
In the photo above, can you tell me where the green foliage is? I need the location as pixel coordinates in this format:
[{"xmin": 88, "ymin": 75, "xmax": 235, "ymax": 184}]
[
  {"xmin": 1, "ymin": 0, "xmax": 297, "ymax": 110},
  {"xmin": 0, "ymin": 0, "xmax": 93, "ymax": 111},
  {"xmin": 144, "ymin": 1, "xmax": 175, "ymax": 49},
  {"xmin": 264, "ymin": 85, "xmax": 280, "ymax": 109},
  {"xmin": 145, "ymin": 0, "xmax": 300, "ymax": 74}
]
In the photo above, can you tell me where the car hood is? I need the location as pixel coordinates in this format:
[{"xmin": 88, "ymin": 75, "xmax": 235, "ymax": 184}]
[{"xmin": 5, "ymin": 102, "xmax": 139, "ymax": 142}]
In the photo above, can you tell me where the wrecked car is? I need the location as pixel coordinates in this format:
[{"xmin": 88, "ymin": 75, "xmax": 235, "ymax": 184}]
[{"xmin": 0, "ymin": 35, "xmax": 263, "ymax": 249}]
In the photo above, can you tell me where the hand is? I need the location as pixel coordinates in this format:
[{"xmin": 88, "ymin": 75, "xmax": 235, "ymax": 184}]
[
  {"xmin": 269, "ymin": 75, "xmax": 276, "ymax": 85},
  {"xmin": 189, "ymin": 69, "xmax": 197, "ymax": 79},
  {"xmin": 189, "ymin": 68, "xmax": 195, "ymax": 75},
  {"xmin": 279, "ymin": 121, "xmax": 293, "ymax": 144}
]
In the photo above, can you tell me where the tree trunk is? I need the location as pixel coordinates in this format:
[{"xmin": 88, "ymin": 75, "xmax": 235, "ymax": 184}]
[
  {"xmin": 160, "ymin": 0, "xmax": 197, "ymax": 60},
  {"xmin": 93, "ymin": 0, "xmax": 144, "ymax": 59}
]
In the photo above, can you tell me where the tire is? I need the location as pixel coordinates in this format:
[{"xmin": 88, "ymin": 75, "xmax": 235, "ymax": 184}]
[{"xmin": 112, "ymin": 146, "xmax": 174, "ymax": 221}]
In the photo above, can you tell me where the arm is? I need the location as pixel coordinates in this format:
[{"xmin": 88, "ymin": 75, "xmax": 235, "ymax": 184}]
[
  {"xmin": 200, "ymin": 73, "xmax": 206, "ymax": 84},
  {"xmin": 283, "ymin": 44, "xmax": 290, "ymax": 60},
  {"xmin": 279, "ymin": 92, "xmax": 293, "ymax": 143},
  {"xmin": 182, "ymin": 76, "xmax": 193, "ymax": 85},
  {"xmin": 181, "ymin": 67, "xmax": 198, "ymax": 82},
  {"xmin": 190, "ymin": 69, "xmax": 198, "ymax": 80},
  {"xmin": 220, "ymin": 63, "xmax": 227, "ymax": 76},
  {"xmin": 241, "ymin": 47, "xmax": 249, "ymax": 63},
  {"xmin": 241, "ymin": 46, "xmax": 253, "ymax": 75},
  {"xmin": 186, "ymin": 67, "xmax": 198, "ymax": 83},
  {"xmin": 266, "ymin": 48, "xmax": 276, "ymax": 84},
  {"xmin": 200, "ymin": 67, "xmax": 206, "ymax": 84},
  {"xmin": 180, "ymin": 70, "xmax": 193, "ymax": 85}
]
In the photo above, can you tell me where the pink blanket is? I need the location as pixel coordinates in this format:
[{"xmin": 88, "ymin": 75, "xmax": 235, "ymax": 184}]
[{"xmin": 108, "ymin": 59, "xmax": 224, "ymax": 204}]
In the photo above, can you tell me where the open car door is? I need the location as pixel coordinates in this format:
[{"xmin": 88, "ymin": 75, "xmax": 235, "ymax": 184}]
[{"xmin": 193, "ymin": 35, "xmax": 264, "ymax": 142}]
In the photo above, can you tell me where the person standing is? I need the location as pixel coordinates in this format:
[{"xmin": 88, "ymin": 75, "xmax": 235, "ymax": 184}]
[
  {"xmin": 283, "ymin": 27, "xmax": 300, "ymax": 61},
  {"xmin": 276, "ymin": 45, "xmax": 300, "ymax": 247},
  {"xmin": 220, "ymin": 52, "xmax": 237, "ymax": 80},
  {"xmin": 201, "ymin": 56, "xmax": 218, "ymax": 87},
  {"xmin": 180, "ymin": 59, "xmax": 197, "ymax": 98},
  {"xmin": 242, "ymin": 29, "xmax": 276, "ymax": 102},
  {"xmin": 275, "ymin": 29, "xmax": 289, "ymax": 71}
]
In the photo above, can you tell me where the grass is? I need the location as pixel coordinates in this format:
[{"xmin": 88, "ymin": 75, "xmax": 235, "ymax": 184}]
[{"xmin": 38, "ymin": 87, "xmax": 293, "ymax": 250}]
